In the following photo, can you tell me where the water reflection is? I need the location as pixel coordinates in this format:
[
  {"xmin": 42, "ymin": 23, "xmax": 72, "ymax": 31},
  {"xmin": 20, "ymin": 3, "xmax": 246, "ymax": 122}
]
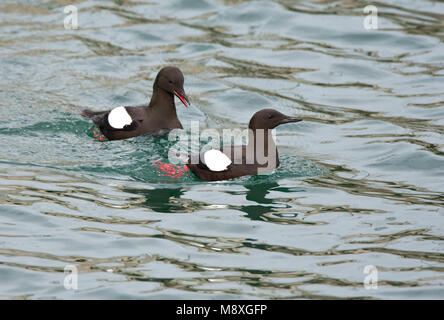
[
  {"xmin": 123, "ymin": 187, "xmax": 187, "ymax": 213},
  {"xmin": 240, "ymin": 182, "xmax": 277, "ymax": 221}
]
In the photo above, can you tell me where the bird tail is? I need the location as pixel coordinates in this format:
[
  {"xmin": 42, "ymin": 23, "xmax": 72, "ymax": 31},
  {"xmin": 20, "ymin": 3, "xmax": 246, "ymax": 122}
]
[{"xmin": 81, "ymin": 109, "xmax": 96, "ymax": 118}]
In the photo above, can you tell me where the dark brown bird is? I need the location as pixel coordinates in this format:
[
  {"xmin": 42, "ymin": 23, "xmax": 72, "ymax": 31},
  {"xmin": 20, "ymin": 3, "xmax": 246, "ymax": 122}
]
[
  {"xmin": 187, "ymin": 109, "xmax": 302, "ymax": 181},
  {"xmin": 81, "ymin": 66, "xmax": 190, "ymax": 140}
]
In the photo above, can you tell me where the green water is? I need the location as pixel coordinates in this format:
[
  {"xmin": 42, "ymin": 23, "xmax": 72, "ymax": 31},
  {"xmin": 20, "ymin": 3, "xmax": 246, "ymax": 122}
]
[{"xmin": 0, "ymin": 0, "xmax": 443, "ymax": 299}]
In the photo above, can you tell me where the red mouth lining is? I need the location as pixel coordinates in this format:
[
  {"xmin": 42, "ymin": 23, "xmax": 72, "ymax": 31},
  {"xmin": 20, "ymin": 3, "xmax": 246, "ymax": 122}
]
[{"xmin": 173, "ymin": 90, "xmax": 188, "ymax": 107}]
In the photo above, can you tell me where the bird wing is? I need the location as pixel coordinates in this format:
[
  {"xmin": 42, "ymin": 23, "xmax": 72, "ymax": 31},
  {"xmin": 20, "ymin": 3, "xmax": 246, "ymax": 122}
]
[{"xmin": 82, "ymin": 106, "xmax": 143, "ymax": 132}]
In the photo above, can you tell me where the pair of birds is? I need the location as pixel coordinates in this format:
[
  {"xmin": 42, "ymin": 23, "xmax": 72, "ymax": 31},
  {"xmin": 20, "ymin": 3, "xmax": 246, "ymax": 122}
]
[{"xmin": 82, "ymin": 66, "xmax": 302, "ymax": 181}]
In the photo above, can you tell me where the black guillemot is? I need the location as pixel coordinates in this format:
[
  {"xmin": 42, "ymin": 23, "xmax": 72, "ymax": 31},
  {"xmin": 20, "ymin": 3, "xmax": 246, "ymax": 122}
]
[
  {"xmin": 81, "ymin": 66, "xmax": 190, "ymax": 140},
  {"xmin": 187, "ymin": 109, "xmax": 302, "ymax": 181}
]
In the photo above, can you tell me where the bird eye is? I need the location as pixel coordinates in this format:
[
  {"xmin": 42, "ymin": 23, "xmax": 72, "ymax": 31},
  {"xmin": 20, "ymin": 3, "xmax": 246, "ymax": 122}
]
[
  {"xmin": 268, "ymin": 114, "xmax": 274, "ymax": 119},
  {"xmin": 169, "ymin": 80, "xmax": 173, "ymax": 84}
]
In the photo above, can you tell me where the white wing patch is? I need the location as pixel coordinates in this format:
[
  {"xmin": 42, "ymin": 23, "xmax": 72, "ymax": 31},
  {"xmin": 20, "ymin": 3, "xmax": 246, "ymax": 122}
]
[
  {"xmin": 108, "ymin": 106, "xmax": 133, "ymax": 129},
  {"xmin": 204, "ymin": 149, "xmax": 232, "ymax": 172}
]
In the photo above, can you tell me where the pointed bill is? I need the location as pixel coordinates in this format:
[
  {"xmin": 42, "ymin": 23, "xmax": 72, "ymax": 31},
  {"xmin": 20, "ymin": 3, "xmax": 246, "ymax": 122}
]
[{"xmin": 173, "ymin": 89, "xmax": 190, "ymax": 107}]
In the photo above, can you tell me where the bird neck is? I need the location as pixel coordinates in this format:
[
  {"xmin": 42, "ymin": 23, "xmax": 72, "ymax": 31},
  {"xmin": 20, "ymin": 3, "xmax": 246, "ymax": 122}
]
[
  {"xmin": 148, "ymin": 85, "xmax": 177, "ymax": 117},
  {"xmin": 247, "ymin": 128, "xmax": 279, "ymax": 167}
]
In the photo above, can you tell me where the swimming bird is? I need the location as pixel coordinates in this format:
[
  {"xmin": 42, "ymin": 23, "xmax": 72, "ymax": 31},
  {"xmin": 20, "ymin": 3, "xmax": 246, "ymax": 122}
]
[
  {"xmin": 187, "ymin": 109, "xmax": 302, "ymax": 181},
  {"xmin": 81, "ymin": 66, "xmax": 190, "ymax": 140}
]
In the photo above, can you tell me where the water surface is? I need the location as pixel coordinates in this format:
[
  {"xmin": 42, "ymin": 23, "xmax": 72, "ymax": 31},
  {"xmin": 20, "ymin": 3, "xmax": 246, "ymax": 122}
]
[{"xmin": 0, "ymin": 0, "xmax": 444, "ymax": 299}]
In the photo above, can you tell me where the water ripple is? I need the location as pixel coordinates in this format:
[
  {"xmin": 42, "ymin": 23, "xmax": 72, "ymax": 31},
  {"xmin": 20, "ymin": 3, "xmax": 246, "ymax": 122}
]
[{"xmin": 0, "ymin": 0, "xmax": 443, "ymax": 299}]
